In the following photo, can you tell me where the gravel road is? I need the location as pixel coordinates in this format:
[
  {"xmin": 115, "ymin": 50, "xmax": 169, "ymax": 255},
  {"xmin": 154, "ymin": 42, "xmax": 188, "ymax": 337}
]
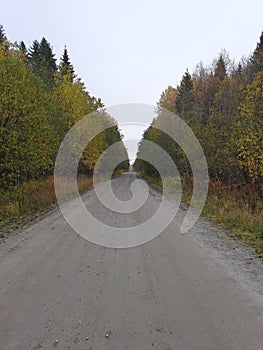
[{"xmin": 0, "ymin": 172, "xmax": 263, "ymax": 350}]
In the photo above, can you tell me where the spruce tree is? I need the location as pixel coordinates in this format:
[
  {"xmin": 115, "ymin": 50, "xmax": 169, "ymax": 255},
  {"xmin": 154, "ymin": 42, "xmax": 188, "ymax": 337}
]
[
  {"xmin": 28, "ymin": 40, "xmax": 41, "ymax": 75},
  {"xmin": 39, "ymin": 37, "xmax": 57, "ymax": 85},
  {"xmin": 215, "ymin": 55, "xmax": 227, "ymax": 81},
  {"xmin": 175, "ymin": 69, "xmax": 195, "ymax": 118},
  {"xmin": 19, "ymin": 41, "xmax": 28, "ymax": 63},
  {"xmin": 0, "ymin": 25, "xmax": 5, "ymax": 45},
  {"xmin": 250, "ymin": 31, "xmax": 263, "ymax": 74},
  {"xmin": 19, "ymin": 41, "xmax": 27, "ymax": 55},
  {"xmin": 28, "ymin": 38, "xmax": 57, "ymax": 86},
  {"xmin": 59, "ymin": 46, "xmax": 75, "ymax": 82}
]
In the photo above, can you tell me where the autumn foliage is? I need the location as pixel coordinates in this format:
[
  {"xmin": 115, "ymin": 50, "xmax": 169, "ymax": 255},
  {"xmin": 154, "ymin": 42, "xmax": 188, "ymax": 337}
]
[{"xmin": 134, "ymin": 33, "xmax": 263, "ymax": 212}]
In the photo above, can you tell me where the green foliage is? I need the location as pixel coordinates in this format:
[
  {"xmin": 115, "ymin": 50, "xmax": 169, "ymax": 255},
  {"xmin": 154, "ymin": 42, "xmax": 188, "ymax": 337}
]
[
  {"xmin": 234, "ymin": 71, "xmax": 263, "ymax": 182},
  {"xmin": 19, "ymin": 41, "xmax": 27, "ymax": 54},
  {"xmin": 175, "ymin": 69, "xmax": 195, "ymax": 119},
  {"xmin": 214, "ymin": 54, "xmax": 227, "ymax": 81},
  {"xmin": 28, "ymin": 38, "xmax": 57, "ymax": 86},
  {"xmin": 0, "ymin": 54, "xmax": 58, "ymax": 188},
  {"xmin": 250, "ymin": 32, "xmax": 263, "ymax": 75},
  {"xmin": 0, "ymin": 26, "xmax": 128, "ymax": 201},
  {"xmin": 58, "ymin": 46, "xmax": 75, "ymax": 82}
]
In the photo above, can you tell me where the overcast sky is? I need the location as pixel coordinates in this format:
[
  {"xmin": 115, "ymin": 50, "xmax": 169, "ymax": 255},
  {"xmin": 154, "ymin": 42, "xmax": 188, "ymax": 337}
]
[
  {"xmin": 2, "ymin": 0, "xmax": 263, "ymax": 160},
  {"xmin": 2, "ymin": 0, "xmax": 263, "ymax": 106}
]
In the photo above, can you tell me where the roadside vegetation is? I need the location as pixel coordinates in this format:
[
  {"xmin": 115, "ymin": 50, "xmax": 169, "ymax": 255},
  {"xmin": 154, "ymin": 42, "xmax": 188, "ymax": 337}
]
[
  {"xmin": 0, "ymin": 25, "xmax": 129, "ymax": 234},
  {"xmin": 134, "ymin": 32, "xmax": 263, "ymax": 256}
]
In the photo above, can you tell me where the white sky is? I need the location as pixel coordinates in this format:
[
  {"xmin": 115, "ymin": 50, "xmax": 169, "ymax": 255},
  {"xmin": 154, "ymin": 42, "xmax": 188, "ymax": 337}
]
[
  {"xmin": 2, "ymin": 0, "xmax": 263, "ymax": 159},
  {"xmin": 2, "ymin": 0, "xmax": 263, "ymax": 106}
]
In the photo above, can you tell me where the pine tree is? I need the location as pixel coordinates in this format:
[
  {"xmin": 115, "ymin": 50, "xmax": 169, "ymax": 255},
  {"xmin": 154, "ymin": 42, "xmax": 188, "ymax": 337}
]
[
  {"xmin": 59, "ymin": 46, "xmax": 75, "ymax": 82},
  {"xmin": 175, "ymin": 69, "xmax": 195, "ymax": 118}
]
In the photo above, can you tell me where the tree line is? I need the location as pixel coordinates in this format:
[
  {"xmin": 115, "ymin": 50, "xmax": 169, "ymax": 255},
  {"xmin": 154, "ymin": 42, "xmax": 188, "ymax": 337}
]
[
  {"xmin": 0, "ymin": 25, "xmax": 129, "ymax": 191},
  {"xmin": 134, "ymin": 32, "xmax": 263, "ymax": 209}
]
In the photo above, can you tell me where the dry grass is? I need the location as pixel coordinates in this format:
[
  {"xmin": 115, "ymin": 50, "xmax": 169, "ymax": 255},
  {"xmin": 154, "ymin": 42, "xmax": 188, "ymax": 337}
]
[
  {"xmin": 141, "ymin": 173, "xmax": 263, "ymax": 257},
  {"xmin": 202, "ymin": 181, "xmax": 263, "ymax": 256},
  {"xmin": 0, "ymin": 175, "xmax": 93, "ymax": 235}
]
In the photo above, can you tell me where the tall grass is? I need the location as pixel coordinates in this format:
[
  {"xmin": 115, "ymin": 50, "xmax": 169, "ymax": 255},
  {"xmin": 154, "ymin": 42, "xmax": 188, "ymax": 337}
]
[
  {"xmin": 0, "ymin": 175, "xmax": 93, "ymax": 235},
  {"xmin": 202, "ymin": 181, "xmax": 263, "ymax": 256},
  {"xmin": 140, "ymin": 173, "xmax": 263, "ymax": 257}
]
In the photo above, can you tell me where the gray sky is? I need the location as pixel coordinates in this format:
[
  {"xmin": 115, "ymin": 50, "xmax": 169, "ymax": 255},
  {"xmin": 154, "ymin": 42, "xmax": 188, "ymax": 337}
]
[
  {"xmin": 2, "ymin": 0, "xmax": 263, "ymax": 106},
  {"xmin": 2, "ymin": 0, "xmax": 263, "ymax": 160}
]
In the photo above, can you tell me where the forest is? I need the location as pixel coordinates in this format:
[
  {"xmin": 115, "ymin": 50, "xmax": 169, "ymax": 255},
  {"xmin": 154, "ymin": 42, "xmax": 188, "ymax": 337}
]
[
  {"xmin": 1, "ymin": 23, "xmax": 263, "ymax": 253},
  {"xmin": 0, "ymin": 25, "xmax": 129, "ymax": 229},
  {"xmin": 134, "ymin": 32, "xmax": 263, "ymax": 254}
]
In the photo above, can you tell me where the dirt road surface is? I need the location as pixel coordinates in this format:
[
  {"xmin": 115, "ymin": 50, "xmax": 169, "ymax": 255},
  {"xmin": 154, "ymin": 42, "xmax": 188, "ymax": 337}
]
[{"xmin": 0, "ymin": 173, "xmax": 263, "ymax": 349}]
